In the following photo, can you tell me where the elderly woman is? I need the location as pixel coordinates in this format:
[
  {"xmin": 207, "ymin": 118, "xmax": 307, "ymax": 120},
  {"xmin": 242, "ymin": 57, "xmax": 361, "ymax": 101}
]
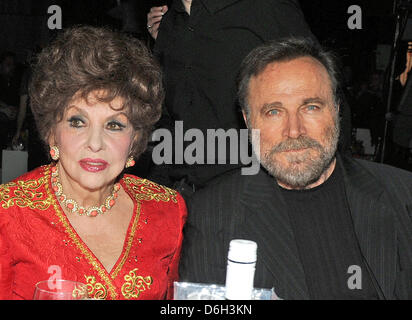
[{"xmin": 0, "ymin": 26, "xmax": 187, "ymax": 300}]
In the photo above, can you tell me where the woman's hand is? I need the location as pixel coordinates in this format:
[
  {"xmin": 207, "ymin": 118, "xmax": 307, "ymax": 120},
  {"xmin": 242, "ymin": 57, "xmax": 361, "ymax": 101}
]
[{"xmin": 147, "ymin": 5, "xmax": 168, "ymax": 40}]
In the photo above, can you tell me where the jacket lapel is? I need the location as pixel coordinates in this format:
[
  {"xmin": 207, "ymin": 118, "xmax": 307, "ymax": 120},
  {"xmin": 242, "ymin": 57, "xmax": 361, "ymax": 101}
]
[
  {"xmin": 239, "ymin": 169, "xmax": 310, "ymax": 299},
  {"xmin": 339, "ymin": 156, "xmax": 397, "ymax": 299}
]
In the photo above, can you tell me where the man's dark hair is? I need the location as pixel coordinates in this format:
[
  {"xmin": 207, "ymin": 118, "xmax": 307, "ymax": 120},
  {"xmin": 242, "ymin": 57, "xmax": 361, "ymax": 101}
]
[{"xmin": 237, "ymin": 37, "xmax": 341, "ymax": 117}]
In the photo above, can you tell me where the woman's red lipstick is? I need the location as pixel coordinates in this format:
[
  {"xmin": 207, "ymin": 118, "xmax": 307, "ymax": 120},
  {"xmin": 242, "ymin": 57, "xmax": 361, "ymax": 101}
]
[{"xmin": 79, "ymin": 158, "xmax": 108, "ymax": 172}]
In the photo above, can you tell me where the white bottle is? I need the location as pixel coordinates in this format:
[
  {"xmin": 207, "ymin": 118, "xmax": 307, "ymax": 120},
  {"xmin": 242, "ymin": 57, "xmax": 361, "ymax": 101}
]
[{"xmin": 225, "ymin": 239, "xmax": 257, "ymax": 300}]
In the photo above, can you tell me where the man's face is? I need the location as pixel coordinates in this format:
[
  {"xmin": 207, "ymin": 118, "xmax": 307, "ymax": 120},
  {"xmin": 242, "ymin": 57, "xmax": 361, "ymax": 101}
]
[{"xmin": 245, "ymin": 57, "xmax": 340, "ymax": 189}]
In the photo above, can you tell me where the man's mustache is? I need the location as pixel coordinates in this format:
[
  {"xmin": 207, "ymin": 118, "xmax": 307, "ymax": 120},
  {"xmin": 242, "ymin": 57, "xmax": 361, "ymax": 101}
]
[{"xmin": 270, "ymin": 136, "xmax": 323, "ymax": 154}]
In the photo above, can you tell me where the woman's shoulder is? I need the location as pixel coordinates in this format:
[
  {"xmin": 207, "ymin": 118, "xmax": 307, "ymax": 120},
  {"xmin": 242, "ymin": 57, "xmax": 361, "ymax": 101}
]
[
  {"xmin": 0, "ymin": 165, "xmax": 52, "ymax": 215},
  {"xmin": 0, "ymin": 165, "xmax": 50, "ymax": 192},
  {"xmin": 121, "ymin": 174, "xmax": 187, "ymax": 226},
  {"xmin": 121, "ymin": 174, "xmax": 184, "ymax": 206}
]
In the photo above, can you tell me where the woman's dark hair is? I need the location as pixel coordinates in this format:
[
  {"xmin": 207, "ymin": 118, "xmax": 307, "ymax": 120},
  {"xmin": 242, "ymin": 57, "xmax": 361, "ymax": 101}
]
[{"xmin": 29, "ymin": 25, "xmax": 164, "ymax": 158}]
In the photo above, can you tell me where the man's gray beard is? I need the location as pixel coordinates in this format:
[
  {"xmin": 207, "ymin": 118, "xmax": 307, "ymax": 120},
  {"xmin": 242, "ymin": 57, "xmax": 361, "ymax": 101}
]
[{"xmin": 259, "ymin": 119, "xmax": 340, "ymax": 189}]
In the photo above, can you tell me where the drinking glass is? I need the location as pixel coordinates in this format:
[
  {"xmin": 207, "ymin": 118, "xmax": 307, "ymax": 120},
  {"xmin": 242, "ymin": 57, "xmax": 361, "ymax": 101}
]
[{"xmin": 33, "ymin": 280, "xmax": 88, "ymax": 300}]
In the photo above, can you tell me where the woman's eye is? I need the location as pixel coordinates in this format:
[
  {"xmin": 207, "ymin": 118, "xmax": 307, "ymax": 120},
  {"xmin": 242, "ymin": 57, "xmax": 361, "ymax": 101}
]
[
  {"xmin": 107, "ymin": 121, "xmax": 126, "ymax": 131},
  {"xmin": 68, "ymin": 117, "xmax": 84, "ymax": 128}
]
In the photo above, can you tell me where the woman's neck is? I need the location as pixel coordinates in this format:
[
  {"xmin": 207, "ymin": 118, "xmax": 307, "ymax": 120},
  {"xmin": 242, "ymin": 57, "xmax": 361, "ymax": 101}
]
[{"xmin": 56, "ymin": 163, "xmax": 115, "ymax": 209}]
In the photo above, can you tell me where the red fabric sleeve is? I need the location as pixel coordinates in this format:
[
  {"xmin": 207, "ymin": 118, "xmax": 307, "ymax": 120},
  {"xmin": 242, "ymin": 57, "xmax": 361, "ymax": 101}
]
[
  {"xmin": 166, "ymin": 193, "xmax": 187, "ymax": 300},
  {"xmin": 0, "ymin": 211, "xmax": 14, "ymax": 300}
]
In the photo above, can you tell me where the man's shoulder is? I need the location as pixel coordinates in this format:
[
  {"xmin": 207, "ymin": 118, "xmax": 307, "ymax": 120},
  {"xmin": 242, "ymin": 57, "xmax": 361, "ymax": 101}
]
[
  {"xmin": 191, "ymin": 167, "xmax": 262, "ymax": 206},
  {"xmin": 352, "ymin": 157, "xmax": 412, "ymax": 179},
  {"xmin": 345, "ymin": 157, "xmax": 412, "ymax": 197},
  {"xmin": 198, "ymin": 167, "xmax": 246, "ymax": 190}
]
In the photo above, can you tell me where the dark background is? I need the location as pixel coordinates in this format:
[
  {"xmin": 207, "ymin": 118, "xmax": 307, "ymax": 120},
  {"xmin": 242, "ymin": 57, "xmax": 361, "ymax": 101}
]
[
  {"xmin": 0, "ymin": 0, "xmax": 408, "ymax": 166},
  {"xmin": 0, "ymin": 0, "xmax": 396, "ymax": 75}
]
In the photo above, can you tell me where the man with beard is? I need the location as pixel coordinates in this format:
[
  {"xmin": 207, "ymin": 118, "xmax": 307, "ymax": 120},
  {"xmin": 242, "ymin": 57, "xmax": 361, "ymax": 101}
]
[
  {"xmin": 145, "ymin": 0, "xmax": 352, "ymax": 199},
  {"xmin": 179, "ymin": 38, "xmax": 412, "ymax": 300}
]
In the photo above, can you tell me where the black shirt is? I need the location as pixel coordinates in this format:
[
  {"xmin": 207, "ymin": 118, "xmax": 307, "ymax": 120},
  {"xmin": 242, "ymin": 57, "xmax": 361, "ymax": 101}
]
[{"xmin": 280, "ymin": 159, "xmax": 379, "ymax": 299}]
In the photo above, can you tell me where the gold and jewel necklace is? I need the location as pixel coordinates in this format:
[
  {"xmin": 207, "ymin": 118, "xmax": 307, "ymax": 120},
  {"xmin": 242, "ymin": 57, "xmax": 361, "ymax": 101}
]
[{"xmin": 51, "ymin": 165, "xmax": 120, "ymax": 217}]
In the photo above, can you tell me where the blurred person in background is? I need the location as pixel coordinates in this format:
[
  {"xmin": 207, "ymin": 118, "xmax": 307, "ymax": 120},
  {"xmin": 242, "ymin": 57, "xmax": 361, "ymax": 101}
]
[
  {"xmin": 12, "ymin": 46, "xmax": 49, "ymax": 170},
  {"xmin": 0, "ymin": 51, "xmax": 21, "ymax": 163}
]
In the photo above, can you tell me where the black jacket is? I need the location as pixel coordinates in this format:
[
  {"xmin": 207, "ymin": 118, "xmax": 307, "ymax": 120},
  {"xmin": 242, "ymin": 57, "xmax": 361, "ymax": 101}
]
[{"xmin": 180, "ymin": 155, "xmax": 412, "ymax": 299}]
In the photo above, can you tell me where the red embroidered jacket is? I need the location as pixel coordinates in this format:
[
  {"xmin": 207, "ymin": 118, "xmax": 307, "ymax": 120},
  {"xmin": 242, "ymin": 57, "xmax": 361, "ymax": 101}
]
[{"xmin": 0, "ymin": 165, "xmax": 187, "ymax": 300}]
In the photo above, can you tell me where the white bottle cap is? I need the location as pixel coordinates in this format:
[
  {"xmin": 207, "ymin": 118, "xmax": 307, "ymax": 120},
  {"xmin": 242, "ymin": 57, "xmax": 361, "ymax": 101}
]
[{"xmin": 227, "ymin": 239, "xmax": 257, "ymax": 263}]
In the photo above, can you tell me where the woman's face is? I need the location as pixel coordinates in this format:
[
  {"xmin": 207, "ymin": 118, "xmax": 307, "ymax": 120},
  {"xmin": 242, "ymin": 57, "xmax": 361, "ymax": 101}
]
[{"xmin": 49, "ymin": 91, "xmax": 136, "ymax": 191}]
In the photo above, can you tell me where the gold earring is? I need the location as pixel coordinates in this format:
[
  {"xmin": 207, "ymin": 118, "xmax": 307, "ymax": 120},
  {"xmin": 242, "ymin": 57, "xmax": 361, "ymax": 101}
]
[
  {"xmin": 125, "ymin": 156, "xmax": 135, "ymax": 168},
  {"xmin": 50, "ymin": 146, "xmax": 60, "ymax": 161}
]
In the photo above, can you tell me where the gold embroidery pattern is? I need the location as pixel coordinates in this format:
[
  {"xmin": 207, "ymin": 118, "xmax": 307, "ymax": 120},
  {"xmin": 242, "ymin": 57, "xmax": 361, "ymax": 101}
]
[
  {"xmin": 46, "ymin": 165, "xmax": 118, "ymax": 299},
  {"xmin": 110, "ymin": 202, "xmax": 141, "ymax": 279},
  {"xmin": 121, "ymin": 268, "xmax": 153, "ymax": 299},
  {"xmin": 72, "ymin": 283, "xmax": 88, "ymax": 300},
  {"xmin": 0, "ymin": 169, "xmax": 51, "ymax": 210},
  {"xmin": 124, "ymin": 176, "xmax": 177, "ymax": 203},
  {"xmin": 84, "ymin": 275, "xmax": 108, "ymax": 300}
]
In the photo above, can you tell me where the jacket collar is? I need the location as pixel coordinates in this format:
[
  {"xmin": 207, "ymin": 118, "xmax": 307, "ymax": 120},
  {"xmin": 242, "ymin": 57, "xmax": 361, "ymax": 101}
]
[{"xmin": 239, "ymin": 154, "xmax": 397, "ymax": 299}]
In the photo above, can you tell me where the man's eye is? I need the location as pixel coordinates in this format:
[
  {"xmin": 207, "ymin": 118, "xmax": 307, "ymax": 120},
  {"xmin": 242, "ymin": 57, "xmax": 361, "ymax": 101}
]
[
  {"xmin": 307, "ymin": 105, "xmax": 319, "ymax": 111},
  {"xmin": 107, "ymin": 121, "xmax": 126, "ymax": 131},
  {"xmin": 68, "ymin": 117, "xmax": 84, "ymax": 128},
  {"xmin": 268, "ymin": 109, "xmax": 280, "ymax": 116}
]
